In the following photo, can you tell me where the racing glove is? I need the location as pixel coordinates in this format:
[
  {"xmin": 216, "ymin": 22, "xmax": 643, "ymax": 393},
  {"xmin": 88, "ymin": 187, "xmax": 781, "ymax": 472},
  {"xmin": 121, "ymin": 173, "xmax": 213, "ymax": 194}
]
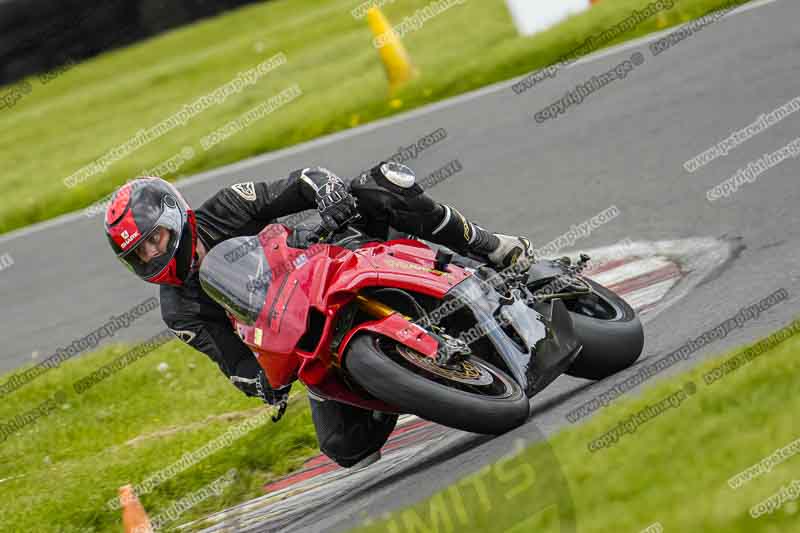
[
  {"xmin": 298, "ymin": 167, "xmax": 358, "ymax": 232},
  {"xmin": 230, "ymin": 369, "xmax": 291, "ymax": 406}
]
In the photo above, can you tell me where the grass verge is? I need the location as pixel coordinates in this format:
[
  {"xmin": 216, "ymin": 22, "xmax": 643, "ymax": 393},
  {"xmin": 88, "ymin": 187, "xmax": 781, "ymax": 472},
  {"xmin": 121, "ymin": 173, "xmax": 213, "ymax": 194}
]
[
  {"xmin": 0, "ymin": 0, "xmax": 750, "ymax": 234},
  {"xmin": 352, "ymin": 318, "xmax": 800, "ymax": 532},
  {"xmin": 0, "ymin": 338, "xmax": 318, "ymax": 532}
]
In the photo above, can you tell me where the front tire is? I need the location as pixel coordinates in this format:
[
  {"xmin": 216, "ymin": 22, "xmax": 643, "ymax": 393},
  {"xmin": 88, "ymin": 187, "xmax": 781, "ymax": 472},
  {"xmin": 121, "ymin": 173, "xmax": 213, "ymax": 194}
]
[
  {"xmin": 344, "ymin": 334, "xmax": 529, "ymax": 434},
  {"xmin": 564, "ymin": 277, "xmax": 644, "ymax": 380}
]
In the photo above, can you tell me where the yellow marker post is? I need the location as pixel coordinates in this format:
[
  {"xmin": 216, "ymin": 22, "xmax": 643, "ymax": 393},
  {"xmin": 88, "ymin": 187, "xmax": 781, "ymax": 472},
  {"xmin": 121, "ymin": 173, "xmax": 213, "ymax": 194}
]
[{"xmin": 367, "ymin": 7, "xmax": 418, "ymax": 95}]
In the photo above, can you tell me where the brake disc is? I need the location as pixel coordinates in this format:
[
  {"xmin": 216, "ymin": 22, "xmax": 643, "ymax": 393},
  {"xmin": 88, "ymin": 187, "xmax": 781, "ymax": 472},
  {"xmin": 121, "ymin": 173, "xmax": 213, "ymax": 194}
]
[{"xmin": 395, "ymin": 344, "xmax": 494, "ymax": 386}]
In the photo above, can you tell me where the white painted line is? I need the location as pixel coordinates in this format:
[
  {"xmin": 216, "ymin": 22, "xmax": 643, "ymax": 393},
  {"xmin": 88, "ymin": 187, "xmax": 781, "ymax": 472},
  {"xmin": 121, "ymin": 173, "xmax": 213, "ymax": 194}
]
[
  {"xmin": 0, "ymin": 0, "xmax": 782, "ymax": 245},
  {"xmin": 568, "ymin": 0, "xmax": 781, "ymax": 69},
  {"xmin": 0, "ymin": 207, "xmax": 93, "ymax": 244},
  {"xmin": 729, "ymin": 0, "xmax": 781, "ymax": 16},
  {"xmin": 621, "ymin": 277, "xmax": 680, "ymax": 309},
  {"xmin": 589, "ymin": 257, "xmax": 673, "ymax": 287},
  {"xmin": 397, "ymin": 414, "xmax": 422, "ymax": 425}
]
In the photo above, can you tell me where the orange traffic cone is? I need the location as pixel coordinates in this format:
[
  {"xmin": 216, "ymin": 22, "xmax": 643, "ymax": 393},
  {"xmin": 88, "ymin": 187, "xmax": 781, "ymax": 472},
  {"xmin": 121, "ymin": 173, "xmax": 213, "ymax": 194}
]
[{"xmin": 119, "ymin": 485, "xmax": 153, "ymax": 533}]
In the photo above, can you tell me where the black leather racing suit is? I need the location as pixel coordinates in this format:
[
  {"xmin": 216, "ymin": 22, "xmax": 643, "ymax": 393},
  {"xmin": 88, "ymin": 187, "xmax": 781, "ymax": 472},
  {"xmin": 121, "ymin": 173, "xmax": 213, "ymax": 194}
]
[{"xmin": 160, "ymin": 166, "xmax": 498, "ymax": 467}]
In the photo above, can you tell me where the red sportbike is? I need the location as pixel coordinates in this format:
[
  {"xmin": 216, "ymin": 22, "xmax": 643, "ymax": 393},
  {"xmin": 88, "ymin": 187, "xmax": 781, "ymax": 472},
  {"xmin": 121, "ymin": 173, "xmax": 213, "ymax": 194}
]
[{"xmin": 199, "ymin": 222, "xmax": 643, "ymax": 434}]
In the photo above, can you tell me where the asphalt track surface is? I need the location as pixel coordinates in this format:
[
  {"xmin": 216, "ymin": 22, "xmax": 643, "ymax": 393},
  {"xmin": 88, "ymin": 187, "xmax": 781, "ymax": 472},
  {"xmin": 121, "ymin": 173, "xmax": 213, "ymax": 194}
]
[{"xmin": 1, "ymin": 0, "xmax": 799, "ymax": 530}]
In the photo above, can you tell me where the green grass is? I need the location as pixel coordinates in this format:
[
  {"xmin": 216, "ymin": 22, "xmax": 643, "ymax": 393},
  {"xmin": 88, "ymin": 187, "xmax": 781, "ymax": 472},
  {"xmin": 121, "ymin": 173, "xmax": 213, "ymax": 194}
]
[
  {"xmin": 0, "ymin": 0, "xmax": 749, "ymax": 234},
  {"xmin": 353, "ymin": 319, "xmax": 800, "ymax": 533},
  {"xmin": 0, "ymin": 339, "xmax": 318, "ymax": 532},
  {"xmin": 6, "ymin": 318, "xmax": 795, "ymax": 533}
]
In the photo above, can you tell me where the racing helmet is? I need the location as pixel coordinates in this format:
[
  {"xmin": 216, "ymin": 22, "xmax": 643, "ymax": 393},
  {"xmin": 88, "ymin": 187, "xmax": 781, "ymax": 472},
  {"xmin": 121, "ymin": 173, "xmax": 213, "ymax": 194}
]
[{"xmin": 104, "ymin": 177, "xmax": 197, "ymax": 286}]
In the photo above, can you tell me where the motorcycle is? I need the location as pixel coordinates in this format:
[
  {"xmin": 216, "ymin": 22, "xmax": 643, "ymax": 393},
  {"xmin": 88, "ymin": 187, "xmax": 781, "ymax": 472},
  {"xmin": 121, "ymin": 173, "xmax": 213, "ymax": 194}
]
[{"xmin": 199, "ymin": 218, "xmax": 644, "ymax": 434}]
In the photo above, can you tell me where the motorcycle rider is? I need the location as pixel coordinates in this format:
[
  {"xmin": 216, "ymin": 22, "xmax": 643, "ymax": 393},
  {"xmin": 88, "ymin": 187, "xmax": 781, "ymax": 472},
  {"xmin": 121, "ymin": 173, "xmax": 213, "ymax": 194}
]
[{"xmin": 104, "ymin": 162, "xmax": 534, "ymax": 468}]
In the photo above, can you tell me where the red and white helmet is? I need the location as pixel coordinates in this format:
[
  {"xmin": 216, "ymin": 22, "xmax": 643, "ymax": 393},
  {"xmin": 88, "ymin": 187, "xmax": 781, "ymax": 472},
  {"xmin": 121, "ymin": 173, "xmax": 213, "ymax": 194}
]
[{"xmin": 104, "ymin": 177, "xmax": 198, "ymax": 287}]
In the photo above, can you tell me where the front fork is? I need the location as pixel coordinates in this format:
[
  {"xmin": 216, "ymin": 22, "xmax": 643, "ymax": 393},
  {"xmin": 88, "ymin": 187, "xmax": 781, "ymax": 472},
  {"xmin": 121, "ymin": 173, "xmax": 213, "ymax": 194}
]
[{"xmin": 353, "ymin": 294, "xmax": 469, "ymax": 366}]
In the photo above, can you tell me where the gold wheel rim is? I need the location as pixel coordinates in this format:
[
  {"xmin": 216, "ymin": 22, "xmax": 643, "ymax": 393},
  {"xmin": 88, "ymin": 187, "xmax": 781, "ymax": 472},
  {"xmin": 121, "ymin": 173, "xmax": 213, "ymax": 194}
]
[{"xmin": 395, "ymin": 345, "xmax": 494, "ymax": 386}]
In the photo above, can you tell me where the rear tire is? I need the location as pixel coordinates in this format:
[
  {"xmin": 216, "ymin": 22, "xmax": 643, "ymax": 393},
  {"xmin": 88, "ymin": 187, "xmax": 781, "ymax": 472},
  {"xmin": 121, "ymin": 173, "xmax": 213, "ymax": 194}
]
[
  {"xmin": 344, "ymin": 334, "xmax": 529, "ymax": 434},
  {"xmin": 564, "ymin": 278, "xmax": 644, "ymax": 380}
]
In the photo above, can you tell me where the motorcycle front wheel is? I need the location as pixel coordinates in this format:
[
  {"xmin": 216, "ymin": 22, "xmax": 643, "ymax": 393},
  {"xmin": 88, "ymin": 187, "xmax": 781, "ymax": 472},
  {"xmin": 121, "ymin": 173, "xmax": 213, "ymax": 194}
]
[
  {"xmin": 562, "ymin": 277, "xmax": 645, "ymax": 380},
  {"xmin": 344, "ymin": 333, "xmax": 530, "ymax": 435}
]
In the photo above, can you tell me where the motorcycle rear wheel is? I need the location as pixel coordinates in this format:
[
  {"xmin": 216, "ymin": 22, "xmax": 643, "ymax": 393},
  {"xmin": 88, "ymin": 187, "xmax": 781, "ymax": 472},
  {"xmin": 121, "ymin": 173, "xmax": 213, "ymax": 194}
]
[{"xmin": 344, "ymin": 334, "xmax": 529, "ymax": 435}]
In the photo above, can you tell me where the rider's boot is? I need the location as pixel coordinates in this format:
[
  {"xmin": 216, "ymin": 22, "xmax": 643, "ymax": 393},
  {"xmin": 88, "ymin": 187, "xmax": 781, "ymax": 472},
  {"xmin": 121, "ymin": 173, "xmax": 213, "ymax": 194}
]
[
  {"xmin": 430, "ymin": 204, "xmax": 535, "ymax": 270},
  {"xmin": 488, "ymin": 234, "xmax": 536, "ymax": 269}
]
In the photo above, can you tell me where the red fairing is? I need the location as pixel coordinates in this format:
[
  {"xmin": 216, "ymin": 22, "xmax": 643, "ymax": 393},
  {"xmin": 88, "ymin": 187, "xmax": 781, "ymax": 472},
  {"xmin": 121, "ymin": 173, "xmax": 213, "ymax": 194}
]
[
  {"xmin": 232, "ymin": 225, "xmax": 471, "ymax": 411},
  {"xmin": 234, "ymin": 226, "xmax": 327, "ymax": 388},
  {"xmin": 324, "ymin": 240, "xmax": 468, "ymax": 301},
  {"xmin": 338, "ymin": 314, "xmax": 438, "ymax": 361}
]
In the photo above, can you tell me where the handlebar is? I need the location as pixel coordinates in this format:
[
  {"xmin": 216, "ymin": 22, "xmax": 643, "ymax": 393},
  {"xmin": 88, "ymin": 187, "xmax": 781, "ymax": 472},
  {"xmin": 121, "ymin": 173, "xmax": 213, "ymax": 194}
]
[
  {"xmin": 307, "ymin": 223, "xmax": 330, "ymax": 244},
  {"xmin": 306, "ymin": 213, "xmax": 362, "ymax": 245}
]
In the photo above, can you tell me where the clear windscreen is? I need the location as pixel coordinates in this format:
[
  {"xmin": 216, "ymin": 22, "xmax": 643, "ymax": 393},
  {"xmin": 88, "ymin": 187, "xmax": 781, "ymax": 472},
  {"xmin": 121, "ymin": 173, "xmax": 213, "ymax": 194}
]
[{"xmin": 199, "ymin": 236, "xmax": 271, "ymax": 325}]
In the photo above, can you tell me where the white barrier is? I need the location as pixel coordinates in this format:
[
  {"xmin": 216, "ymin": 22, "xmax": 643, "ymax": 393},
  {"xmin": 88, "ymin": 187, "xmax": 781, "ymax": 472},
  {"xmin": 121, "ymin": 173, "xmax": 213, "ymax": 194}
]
[{"xmin": 504, "ymin": 0, "xmax": 591, "ymax": 36}]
